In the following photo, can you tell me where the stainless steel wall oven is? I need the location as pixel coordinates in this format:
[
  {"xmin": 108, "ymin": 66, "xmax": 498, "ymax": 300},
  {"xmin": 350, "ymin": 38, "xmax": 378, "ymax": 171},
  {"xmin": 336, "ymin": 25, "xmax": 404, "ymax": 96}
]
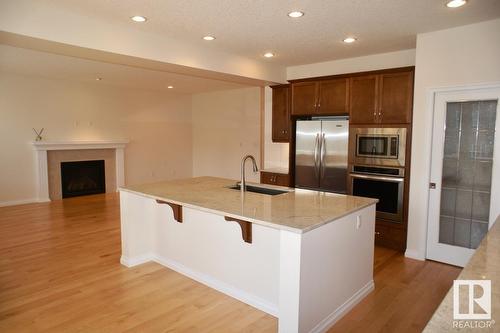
[{"xmin": 349, "ymin": 166, "xmax": 404, "ymax": 223}]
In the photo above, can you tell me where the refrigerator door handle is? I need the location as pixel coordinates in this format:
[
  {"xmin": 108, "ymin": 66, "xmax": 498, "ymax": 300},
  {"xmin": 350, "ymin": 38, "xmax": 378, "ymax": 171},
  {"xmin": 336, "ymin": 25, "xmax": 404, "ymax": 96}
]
[
  {"xmin": 314, "ymin": 133, "xmax": 320, "ymax": 177},
  {"xmin": 320, "ymin": 133, "xmax": 326, "ymax": 180}
]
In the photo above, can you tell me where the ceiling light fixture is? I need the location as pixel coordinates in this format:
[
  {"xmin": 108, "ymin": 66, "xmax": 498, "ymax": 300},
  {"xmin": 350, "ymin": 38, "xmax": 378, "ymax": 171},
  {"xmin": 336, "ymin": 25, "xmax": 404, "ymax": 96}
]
[
  {"xmin": 167, "ymin": 85, "xmax": 174, "ymax": 89},
  {"xmin": 288, "ymin": 11, "xmax": 304, "ymax": 18},
  {"xmin": 446, "ymin": 0, "xmax": 467, "ymax": 8},
  {"xmin": 203, "ymin": 36, "xmax": 216, "ymax": 41},
  {"xmin": 343, "ymin": 37, "xmax": 357, "ymax": 43},
  {"xmin": 263, "ymin": 52, "xmax": 275, "ymax": 58},
  {"xmin": 131, "ymin": 15, "xmax": 147, "ymax": 22}
]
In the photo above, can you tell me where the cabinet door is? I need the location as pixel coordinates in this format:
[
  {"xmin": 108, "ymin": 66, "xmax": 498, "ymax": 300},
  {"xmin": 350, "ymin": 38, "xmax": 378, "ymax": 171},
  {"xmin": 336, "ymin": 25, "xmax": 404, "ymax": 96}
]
[
  {"xmin": 291, "ymin": 82, "xmax": 318, "ymax": 115},
  {"xmin": 378, "ymin": 71, "xmax": 414, "ymax": 124},
  {"xmin": 261, "ymin": 172, "xmax": 290, "ymax": 187},
  {"xmin": 261, "ymin": 172, "xmax": 277, "ymax": 185},
  {"xmin": 272, "ymin": 86, "xmax": 290, "ymax": 142},
  {"xmin": 349, "ymin": 75, "xmax": 378, "ymax": 124},
  {"xmin": 317, "ymin": 79, "xmax": 349, "ymax": 115}
]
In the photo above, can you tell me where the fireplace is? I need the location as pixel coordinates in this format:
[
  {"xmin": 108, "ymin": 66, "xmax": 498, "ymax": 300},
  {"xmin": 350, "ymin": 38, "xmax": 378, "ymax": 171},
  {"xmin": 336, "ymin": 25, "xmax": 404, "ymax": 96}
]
[{"xmin": 60, "ymin": 160, "xmax": 106, "ymax": 198}]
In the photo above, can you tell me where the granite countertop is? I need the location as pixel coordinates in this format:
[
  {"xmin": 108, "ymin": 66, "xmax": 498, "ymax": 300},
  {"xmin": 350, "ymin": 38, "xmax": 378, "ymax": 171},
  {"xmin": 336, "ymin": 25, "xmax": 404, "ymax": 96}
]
[
  {"xmin": 120, "ymin": 176, "xmax": 377, "ymax": 234},
  {"xmin": 424, "ymin": 215, "xmax": 500, "ymax": 332}
]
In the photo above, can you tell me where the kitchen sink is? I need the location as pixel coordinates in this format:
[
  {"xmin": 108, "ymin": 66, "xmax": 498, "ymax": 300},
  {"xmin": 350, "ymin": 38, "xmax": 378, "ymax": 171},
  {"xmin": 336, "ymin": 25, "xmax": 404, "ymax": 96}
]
[{"xmin": 228, "ymin": 184, "xmax": 289, "ymax": 196}]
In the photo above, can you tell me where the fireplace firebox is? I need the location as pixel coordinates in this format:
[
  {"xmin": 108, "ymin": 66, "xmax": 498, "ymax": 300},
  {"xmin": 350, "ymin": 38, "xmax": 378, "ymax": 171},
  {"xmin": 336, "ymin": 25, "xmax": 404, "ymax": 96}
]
[{"xmin": 60, "ymin": 160, "xmax": 106, "ymax": 198}]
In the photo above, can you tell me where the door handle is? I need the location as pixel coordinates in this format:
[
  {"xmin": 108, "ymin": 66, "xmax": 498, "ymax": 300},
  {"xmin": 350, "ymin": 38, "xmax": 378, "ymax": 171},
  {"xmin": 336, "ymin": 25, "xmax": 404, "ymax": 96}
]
[
  {"xmin": 320, "ymin": 133, "xmax": 326, "ymax": 180},
  {"xmin": 314, "ymin": 133, "xmax": 320, "ymax": 177},
  {"xmin": 429, "ymin": 182, "xmax": 436, "ymax": 189}
]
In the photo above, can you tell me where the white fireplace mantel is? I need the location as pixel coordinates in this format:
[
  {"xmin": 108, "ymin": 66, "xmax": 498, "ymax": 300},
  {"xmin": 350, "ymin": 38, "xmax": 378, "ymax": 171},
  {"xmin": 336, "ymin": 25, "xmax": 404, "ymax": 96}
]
[{"xmin": 32, "ymin": 140, "xmax": 129, "ymax": 202}]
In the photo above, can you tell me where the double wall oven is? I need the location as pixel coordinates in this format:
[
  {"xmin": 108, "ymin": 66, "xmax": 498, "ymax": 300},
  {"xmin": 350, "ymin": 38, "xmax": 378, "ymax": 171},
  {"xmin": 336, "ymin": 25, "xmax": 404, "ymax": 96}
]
[{"xmin": 348, "ymin": 128, "xmax": 407, "ymax": 224}]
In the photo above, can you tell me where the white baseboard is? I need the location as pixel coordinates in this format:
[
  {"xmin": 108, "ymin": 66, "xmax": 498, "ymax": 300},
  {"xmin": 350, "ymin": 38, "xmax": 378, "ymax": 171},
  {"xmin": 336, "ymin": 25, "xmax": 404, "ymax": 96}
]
[
  {"xmin": 121, "ymin": 253, "xmax": 372, "ymax": 328},
  {"xmin": 120, "ymin": 254, "xmax": 153, "ymax": 267},
  {"xmin": 404, "ymin": 249, "xmax": 426, "ymax": 261},
  {"xmin": 310, "ymin": 280, "xmax": 375, "ymax": 333},
  {"xmin": 120, "ymin": 253, "xmax": 278, "ymax": 316},
  {"xmin": 152, "ymin": 254, "xmax": 279, "ymax": 317},
  {"xmin": 0, "ymin": 198, "xmax": 39, "ymax": 207}
]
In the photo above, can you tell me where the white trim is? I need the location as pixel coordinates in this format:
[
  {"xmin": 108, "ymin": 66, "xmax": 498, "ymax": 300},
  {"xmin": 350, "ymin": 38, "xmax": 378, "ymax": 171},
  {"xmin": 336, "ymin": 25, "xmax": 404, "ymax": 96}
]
[
  {"xmin": 309, "ymin": 280, "xmax": 375, "ymax": 333},
  {"xmin": 404, "ymin": 249, "xmax": 425, "ymax": 261},
  {"xmin": 0, "ymin": 198, "xmax": 41, "ymax": 207},
  {"xmin": 153, "ymin": 255, "xmax": 279, "ymax": 317},
  {"xmin": 32, "ymin": 140, "xmax": 129, "ymax": 151},
  {"xmin": 120, "ymin": 253, "xmax": 279, "ymax": 317},
  {"xmin": 120, "ymin": 254, "xmax": 153, "ymax": 268},
  {"xmin": 32, "ymin": 140, "xmax": 128, "ymax": 201}
]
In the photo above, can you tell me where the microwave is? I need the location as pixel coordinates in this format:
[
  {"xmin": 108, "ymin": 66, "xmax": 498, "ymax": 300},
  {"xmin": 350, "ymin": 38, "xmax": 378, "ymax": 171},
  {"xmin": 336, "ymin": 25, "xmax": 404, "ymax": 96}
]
[{"xmin": 349, "ymin": 128, "xmax": 407, "ymax": 167}]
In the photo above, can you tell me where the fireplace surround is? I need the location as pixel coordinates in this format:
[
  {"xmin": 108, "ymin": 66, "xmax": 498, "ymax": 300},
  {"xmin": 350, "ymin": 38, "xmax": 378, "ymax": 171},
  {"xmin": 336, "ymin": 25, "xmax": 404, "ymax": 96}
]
[{"xmin": 32, "ymin": 140, "xmax": 128, "ymax": 201}]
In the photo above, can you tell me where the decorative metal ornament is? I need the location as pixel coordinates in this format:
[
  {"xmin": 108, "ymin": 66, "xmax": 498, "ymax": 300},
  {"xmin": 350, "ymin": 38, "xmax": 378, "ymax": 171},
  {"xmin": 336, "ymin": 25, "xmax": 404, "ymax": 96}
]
[{"xmin": 33, "ymin": 128, "xmax": 44, "ymax": 141}]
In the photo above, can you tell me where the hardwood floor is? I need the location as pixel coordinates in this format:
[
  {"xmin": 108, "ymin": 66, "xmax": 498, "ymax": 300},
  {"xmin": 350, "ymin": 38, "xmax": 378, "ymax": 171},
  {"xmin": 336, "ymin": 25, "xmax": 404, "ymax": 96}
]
[{"xmin": 0, "ymin": 193, "xmax": 460, "ymax": 332}]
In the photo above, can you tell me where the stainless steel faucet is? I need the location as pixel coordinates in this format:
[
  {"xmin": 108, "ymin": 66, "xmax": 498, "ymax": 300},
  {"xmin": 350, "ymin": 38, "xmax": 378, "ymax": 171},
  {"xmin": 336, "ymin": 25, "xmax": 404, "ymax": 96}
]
[{"xmin": 240, "ymin": 155, "xmax": 259, "ymax": 193}]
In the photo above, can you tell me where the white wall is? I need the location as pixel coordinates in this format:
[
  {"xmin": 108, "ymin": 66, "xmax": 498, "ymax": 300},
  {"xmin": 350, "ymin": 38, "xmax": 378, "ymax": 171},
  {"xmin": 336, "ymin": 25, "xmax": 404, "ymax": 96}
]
[
  {"xmin": 406, "ymin": 18, "xmax": 500, "ymax": 260},
  {"xmin": 192, "ymin": 87, "xmax": 261, "ymax": 182},
  {"xmin": 0, "ymin": 72, "xmax": 193, "ymax": 205},
  {"xmin": 286, "ymin": 49, "xmax": 416, "ymax": 80}
]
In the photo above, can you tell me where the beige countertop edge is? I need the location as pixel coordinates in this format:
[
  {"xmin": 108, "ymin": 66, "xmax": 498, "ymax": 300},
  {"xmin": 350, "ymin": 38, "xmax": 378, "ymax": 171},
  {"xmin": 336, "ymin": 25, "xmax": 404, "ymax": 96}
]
[{"xmin": 119, "ymin": 187, "xmax": 376, "ymax": 234}]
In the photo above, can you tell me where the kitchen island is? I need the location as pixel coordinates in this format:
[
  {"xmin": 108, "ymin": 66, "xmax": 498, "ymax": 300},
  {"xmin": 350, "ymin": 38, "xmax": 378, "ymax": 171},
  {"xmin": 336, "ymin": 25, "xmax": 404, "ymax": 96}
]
[{"xmin": 119, "ymin": 176, "xmax": 377, "ymax": 333}]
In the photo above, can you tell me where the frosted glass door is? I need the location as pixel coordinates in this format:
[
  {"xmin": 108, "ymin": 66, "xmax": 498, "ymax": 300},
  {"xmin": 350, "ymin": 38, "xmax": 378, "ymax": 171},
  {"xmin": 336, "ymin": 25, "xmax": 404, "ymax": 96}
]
[
  {"xmin": 439, "ymin": 100, "xmax": 497, "ymax": 249},
  {"xmin": 427, "ymin": 85, "xmax": 500, "ymax": 267}
]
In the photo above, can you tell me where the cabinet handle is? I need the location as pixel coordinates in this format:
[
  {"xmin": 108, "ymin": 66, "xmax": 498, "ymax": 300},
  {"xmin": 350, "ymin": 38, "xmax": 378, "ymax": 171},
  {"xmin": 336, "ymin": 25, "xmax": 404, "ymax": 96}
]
[{"xmin": 375, "ymin": 231, "xmax": 381, "ymax": 235}]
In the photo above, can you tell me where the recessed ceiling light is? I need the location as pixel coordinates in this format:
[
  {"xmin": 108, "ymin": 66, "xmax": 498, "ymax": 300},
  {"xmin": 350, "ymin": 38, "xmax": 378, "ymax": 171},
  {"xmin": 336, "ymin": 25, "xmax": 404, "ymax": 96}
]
[
  {"xmin": 203, "ymin": 36, "xmax": 216, "ymax": 41},
  {"xmin": 288, "ymin": 11, "xmax": 304, "ymax": 18},
  {"xmin": 263, "ymin": 52, "xmax": 275, "ymax": 58},
  {"xmin": 446, "ymin": 0, "xmax": 467, "ymax": 8},
  {"xmin": 96, "ymin": 77, "xmax": 103, "ymax": 81},
  {"xmin": 131, "ymin": 16, "xmax": 147, "ymax": 22},
  {"xmin": 167, "ymin": 85, "xmax": 174, "ymax": 89},
  {"xmin": 343, "ymin": 37, "xmax": 357, "ymax": 43}
]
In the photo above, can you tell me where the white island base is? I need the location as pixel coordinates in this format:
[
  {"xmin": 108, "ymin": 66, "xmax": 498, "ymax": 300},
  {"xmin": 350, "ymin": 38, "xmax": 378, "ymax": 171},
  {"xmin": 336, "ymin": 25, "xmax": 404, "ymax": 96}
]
[{"xmin": 120, "ymin": 190, "xmax": 375, "ymax": 333}]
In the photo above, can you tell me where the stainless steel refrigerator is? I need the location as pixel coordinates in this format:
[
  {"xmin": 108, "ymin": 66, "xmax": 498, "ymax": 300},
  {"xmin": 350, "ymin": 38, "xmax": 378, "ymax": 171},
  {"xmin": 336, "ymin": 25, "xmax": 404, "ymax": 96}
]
[{"xmin": 295, "ymin": 117, "xmax": 349, "ymax": 193}]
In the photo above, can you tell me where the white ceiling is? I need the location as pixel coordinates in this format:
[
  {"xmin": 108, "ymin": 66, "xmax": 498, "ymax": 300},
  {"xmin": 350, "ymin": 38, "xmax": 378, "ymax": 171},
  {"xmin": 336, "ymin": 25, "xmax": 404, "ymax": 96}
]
[
  {"xmin": 36, "ymin": 0, "xmax": 500, "ymax": 66},
  {"xmin": 0, "ymin": 45, "xmax": 248, "ymax": 94}
]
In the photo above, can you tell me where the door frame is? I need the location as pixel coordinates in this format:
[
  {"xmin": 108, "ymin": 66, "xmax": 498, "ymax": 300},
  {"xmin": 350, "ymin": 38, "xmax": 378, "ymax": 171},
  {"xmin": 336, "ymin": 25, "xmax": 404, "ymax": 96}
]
[{"xmin": 425, "ymin": 82, "xmax": 500, "ymax": 267}]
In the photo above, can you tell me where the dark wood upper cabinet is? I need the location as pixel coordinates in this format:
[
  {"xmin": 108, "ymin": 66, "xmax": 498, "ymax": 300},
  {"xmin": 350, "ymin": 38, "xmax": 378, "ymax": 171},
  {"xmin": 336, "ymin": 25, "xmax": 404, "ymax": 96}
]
[
  {"xmin": 291, "ymin": 82, "xmax": 317, "ymax": 115},
  {"xmin": 378, "ymin": 71, "xmax": 414, "ymax": 124},
  {"xmin": 271, "ymin": 85, "xmax": 290, "ymax": 142},
  {"xmin": 349, "ymin": 75, "xmax": 378, "ymax": 124},
  {"xmin": 284, "ymin": 67, "xmax": 413, "ymax": 128},
  {"xmin": 349, "ymin": 70, "xmax": 414, "ymax": 124},
  {"xmin": 317, "ymin": 79, "xmax": 349, "ymax": 115},
  {"xmin": 292, "ymin": 79, "xmax": 349, "ymax": 116}
]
